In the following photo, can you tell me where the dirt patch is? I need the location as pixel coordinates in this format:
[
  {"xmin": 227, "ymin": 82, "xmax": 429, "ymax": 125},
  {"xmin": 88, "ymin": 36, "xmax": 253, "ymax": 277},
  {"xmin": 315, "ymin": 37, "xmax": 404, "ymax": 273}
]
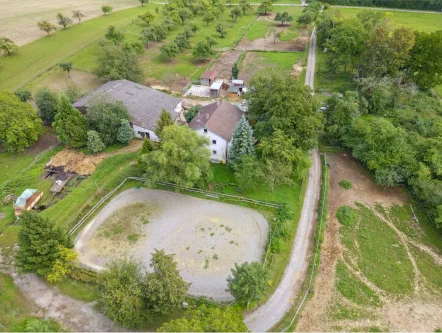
[
  {"xmin": 239, "ymin": 52, "xmax": 265, "ymax": 83},
  {"xmin": 297, "ymin": 152, "xmax": 442, "ymax": 332},
  {"xmin": 292, "ymin": 59, "xmax": 303, "ymax": 78},
  {"xmin": 47, "ymin": 140, "xmax": 141, "ymax": 175},
  {"xmin": 27, "ymin": 131, "xmax": 59, "ymax": 154},
  {"xmin": 211, "ymin": 50, "xmax": 243, "ymax": 80}
]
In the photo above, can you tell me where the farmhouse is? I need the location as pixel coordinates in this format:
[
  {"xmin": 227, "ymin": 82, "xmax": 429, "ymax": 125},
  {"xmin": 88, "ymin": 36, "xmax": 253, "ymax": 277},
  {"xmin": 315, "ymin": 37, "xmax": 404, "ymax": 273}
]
[
  {"xmin": 189, "ymin": 100, "xmax": 243, "ymax": 162},
  {"xmin": 73, "ymin": 80, "xmax": 183, "ymax": 141},
  {"xmin": 200, "ymin": 69, "xmax": 218, "ymax": 86}
]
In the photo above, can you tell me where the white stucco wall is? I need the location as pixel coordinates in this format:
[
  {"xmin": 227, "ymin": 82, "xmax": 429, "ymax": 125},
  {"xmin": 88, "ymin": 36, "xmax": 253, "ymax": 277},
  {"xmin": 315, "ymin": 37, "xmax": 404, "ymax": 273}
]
[
  {"xmin": 195, "ymin": 128, "xmax": 228, "ymax": 162},
  {"xmin": 132, "ymin": 124, "xmax": 160, "ymax": 142}
]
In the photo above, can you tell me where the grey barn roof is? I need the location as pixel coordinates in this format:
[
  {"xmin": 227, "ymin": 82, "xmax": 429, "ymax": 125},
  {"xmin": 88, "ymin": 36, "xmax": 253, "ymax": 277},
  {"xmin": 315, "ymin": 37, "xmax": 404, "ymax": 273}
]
[
  {"xmin": 189, "ymin": 100, "xmax": 243, "ymax": 141},
  {"xmin": 73, "ymin": 80, "xmax": 181, "ymax": 131}
]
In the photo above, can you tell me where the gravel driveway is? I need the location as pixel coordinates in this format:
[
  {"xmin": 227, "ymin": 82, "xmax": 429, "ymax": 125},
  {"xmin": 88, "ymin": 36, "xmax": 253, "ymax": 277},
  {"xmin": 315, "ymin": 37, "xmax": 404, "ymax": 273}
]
[{"xmin": 75, "ymin": 188, "xmax": 269, "ymax": 301}]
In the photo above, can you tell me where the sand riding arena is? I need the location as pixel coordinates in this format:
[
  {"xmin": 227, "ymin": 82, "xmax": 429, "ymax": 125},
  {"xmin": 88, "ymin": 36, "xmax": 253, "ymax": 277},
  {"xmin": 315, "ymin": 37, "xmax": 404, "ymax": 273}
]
[{"xmin": 75, "ymin": 188, "xmax": 269, "ymax": 301}]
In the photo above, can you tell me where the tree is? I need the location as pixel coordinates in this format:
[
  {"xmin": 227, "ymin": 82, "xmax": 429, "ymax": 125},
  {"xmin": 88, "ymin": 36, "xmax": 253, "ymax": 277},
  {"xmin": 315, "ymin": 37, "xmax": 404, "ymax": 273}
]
[
  {"xmin": 175, "ymin": 33, "xmax": 191, "ymax": 51},
  {"xmin": 184, "ymin": 105, "xmax": 201, "ymax": 123},
  {"xmin": 53, "ymin": 94, "xmax": 88, "ymax": 147},
  {"xmin": 59, "ymin": 61, "xmax": 73, "ymax": 77},
  {"xmin": 178, "ymin": 8, "xmax": 192, "ymax": 24},
  {"xmin": 257, "ymin": 0, "xmax": 273, "ymax": 15},
  {"xmin": 155, "ymin": 109, "xmax": 174, "ymax": 137},
  {"xmin": 159, "ymin": 305, "xmax": 248, "ymax": 332},
  {"xmin": 15, "ymin": 212, "xmax": 72, "ymax": 277},
  {"xmin": 56, "ymin": 13, "xmax": 73, "ymax": 29},
  {"xmin": 203, "ymin": 11, "xmax": 216, "ymax": 26},
  {"xmin": 228, "ymin": 117, "xmax": 255, "ymax": 167},
  {"xmin": 64, "ymin": 79, "xmax": 83, "ymax": 102},
  {"xmin": 234, "ymin": 155, "xmax": 264, "ymax": 192},
  {"xmin": 14, "ymin": 88, "xmax": 32, "ymax": 102},
  {"xmin": 99, "ymin": 258, "xmax": 148, "ymax": 328},
  {"xmin": 144, "ymin": 249, "xmax": 188, "ymax": 314},
  {"xmin": 94, "ymin": 42, "xmax": 144, "ymax": 82},
  {"xmin": 102, "ymin": 5, "xmax": 113, "ymax": 15},
  {"xmin": 87, "ymin": 130, "xmax": 106, "ymax": 153},
  {"xmin": 105, "ymin": 25, "xmax": 125, "ymax": 44},
  {"xmin": 46, "ymin": 246, "xmax": 78, "ymax": 283},
  {"xmin": 140, "ymin": 137, "xmax": 154, "ymax": 154},
  {"xmin": 407, "ymin": 30, "xmax": 442, "ymax": 90},
  {"xmin": 138, "ymin": 0, "xmax": 149, "ymax": 5},
  {"xmin": 117, "ymin": 119, "xmax": 134, "ymax": 144},
  {"xmin": 160, "ymin": 42, "xmax": 179, "ymax": 62},
  {"xmin": 325, "ymin": 91, "xmax": 361, "ymax": 141},
  {"xmin": 239, "ymin": 0, "xmax": 251, "ymax": 14},
  {"xmin": 162, "ymin": 72, "xmax": 176, "ymax": 91},
  {"xmin": 297, "ymin": 10, "xmax": 314, "ymax": 27},
  {"xmin": 192, "ymin": 40, "xmax": 213, "ymax": 61},
  {"xmin": 37, "ymin": 21, "xmax": 57, "ymax": 35},
  {"xmin": 230, "ymin": 7, "xmax": 242, "ymax": 23},
  {"xmin": 86, "ymin": 97, "xmax": 130, "ymax": 145},
  {"xmin": 275, "ymin": 12, "xmax": 293, "ymax": 26},
  {"xmin": 0, "ymin": 37, "xmax": 18, "ymax": 55},
  {"xmin": 232, "ymin": 62, "xmax": 239, "ymax": 79},
  {"xmin": 35, "ymin": 87, "xmax": 58, "ymax": 122},
  {"xmin": 0, "ymin": 91, "xmax": 42, "ymax": 152},
  {"xmin": 205, "ymin": 36, "xmax": 218, "ymax": 48},
  {"xmin": 216, "ymin": 23, "xmax": 227, "ymax": 38},
  {"xmin": 227, "ymin": 262, "xmax": 268, "ymax": 306},
  {"xmin": 72, "ymin": 10, "xmax": 85, "ymax": 23},
  {"xmin": 139, "ymin": 11, "xmax": 155, "ymax": 26},
  {"xmin": 139, "ymin": 124, "xmax": 212, "ymax": 188},
  {"xmin": 247, "ymin": 72, "xmax": 323, "ymax": 150}
]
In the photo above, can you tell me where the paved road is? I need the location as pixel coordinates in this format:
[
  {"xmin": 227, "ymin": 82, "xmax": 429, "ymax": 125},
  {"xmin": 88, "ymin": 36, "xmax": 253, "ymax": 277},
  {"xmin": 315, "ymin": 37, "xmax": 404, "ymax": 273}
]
[
  {"xmin": 305, "ymin": 27, "xmax": 317, "ymax": 91},
  {"xmin": 245, "ymin": 150, "xmax": 321, "ymax": 332}
]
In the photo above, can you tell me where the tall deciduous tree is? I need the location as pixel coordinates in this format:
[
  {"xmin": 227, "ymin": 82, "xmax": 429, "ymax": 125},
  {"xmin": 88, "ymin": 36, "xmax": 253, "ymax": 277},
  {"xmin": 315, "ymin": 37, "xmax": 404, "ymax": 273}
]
[
  {"xmin": 56, "ymin": 13, "xmax": 73, "ymax": 29},
  {"xmin": 144, "ymin": 249, "xmax": 189, "ymax": 314},
  {"xmin": 53, "ymin": 94, "xmax": 88, "ymax": 147},
  {"xmin": 160, "ymin": 42, "xmax": 179, "ymax": 62},
  {"xmin": 159, "ymin": 305, "xmax": 248, "ymax": 332},
  {"xmin": 0, "ymin": 91, "xmax": 42, "ymax": 152},
  {"xmin": 192, "ymin": 40, "xmax": 213, "ymax": 60},
  {"xmin": 139, "ymin": 124, "xmax": 212, "ymax": 188},
  {"xmin": 15, "ymin": 212, "xmax": 72, "ymax": 277},
  {"xmin": 155, "ymin": 109, "xmax": 174, "ymax": 137},
  {"xmin": 35, "ymin": 87, "xmax": 59, "ymax": 122},
  {"xmin": 37, "ymin": 20, "xmax": 57, "ymax": 34},
  {"xmin": 247, "ymin": 72, "xmax": 323, "ymax": 150},
  {"xmin": 227, "ymin": 262, "xmax": 268, "ymax": 306},
  {"xmin": 297, "ymin": 10, "xmax": 314, "ymax": 27},
  {"xmin": 0, "ymin": 37, "xmax": 18, "ymax": 55},
  {"xmin": 234, "ymin": 154, "xmax": 264, "ymax": 192},
  {"xmin": 228, "ymin": 117, "xmax": 255, "ymax": 167}
]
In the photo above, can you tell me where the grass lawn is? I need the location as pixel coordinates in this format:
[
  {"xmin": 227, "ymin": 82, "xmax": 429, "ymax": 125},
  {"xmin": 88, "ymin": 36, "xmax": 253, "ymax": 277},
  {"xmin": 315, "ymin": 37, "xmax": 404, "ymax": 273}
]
[
  {"xmin": 256, "ymin": 51, "xmax": 305, "ymax": 72},
  {"xmin": 53, "ymin": 278, "xmax": 99, "ymax": 302},
  {"xmin": 337, "ymin": 8, "xmax": 442, "ymax": 33},
  {"xmin": 0, "ymin": 5, "xmax": 161, "ymax": 91}
]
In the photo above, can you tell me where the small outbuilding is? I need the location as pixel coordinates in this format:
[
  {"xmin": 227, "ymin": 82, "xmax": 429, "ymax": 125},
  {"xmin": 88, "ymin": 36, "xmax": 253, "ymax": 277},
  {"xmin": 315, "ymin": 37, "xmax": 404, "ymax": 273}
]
[
  {"xmin": 210, "ymin": 80, "xmax": 223, "ymax": 98},
  {"xmin": 14, "ymin": 189, "xmax": 43, "ymax": 216},
  {"xmin": 200, "ymin": 70, "xmax": 218, "ymax": 86},
  {"xmin": 228, "ymin": 79, "xmax": 246, "ymax": 96}
]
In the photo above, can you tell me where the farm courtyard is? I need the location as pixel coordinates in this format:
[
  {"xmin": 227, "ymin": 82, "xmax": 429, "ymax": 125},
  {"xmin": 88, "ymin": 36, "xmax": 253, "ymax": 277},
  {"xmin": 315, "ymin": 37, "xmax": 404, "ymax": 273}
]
[{"xmin": 75, "ymin": 188, "xmax": 269, "ymax": 301}]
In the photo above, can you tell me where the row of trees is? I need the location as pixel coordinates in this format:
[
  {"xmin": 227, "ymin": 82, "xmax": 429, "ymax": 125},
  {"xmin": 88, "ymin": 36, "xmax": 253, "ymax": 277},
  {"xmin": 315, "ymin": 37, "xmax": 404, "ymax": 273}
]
[
  {"xmin": 322, "ymin": 0, "xmax": 442, "ymax": 11},
  {"xmin": 318, "ymin": 9, "xmax": 442, "ymax": 90}
]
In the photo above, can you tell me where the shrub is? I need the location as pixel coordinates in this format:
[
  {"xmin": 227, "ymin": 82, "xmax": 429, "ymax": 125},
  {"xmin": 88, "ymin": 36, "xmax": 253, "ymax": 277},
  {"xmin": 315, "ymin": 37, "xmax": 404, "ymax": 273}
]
[
  {"xmin": 184, "ymin": 105, "xmax": 201, "ymax": 123},
  {"xmin": 270, "ymin": 237, "xmax": 285, "ymax": 253},
  {"xmin": 35, "ymin": 87, "xmax": 58, "ymax": 122},
  {"xmin": 336, "ymin": 206, "xmax": 357, "ymax": 226},
  {"xmin": 339, "ymin": 179, "xmax": 352, "ymax": 189},
  {"xmin": 117, "ymin": 119, "xmax": 134, "ymax": 144},
  {"xmin": 87, "ymin": 130, "xmax": 106, "ymax": 153},
  {"xmin": 14, "ymin": 88, "xmax": 32, "ymax": 102}
]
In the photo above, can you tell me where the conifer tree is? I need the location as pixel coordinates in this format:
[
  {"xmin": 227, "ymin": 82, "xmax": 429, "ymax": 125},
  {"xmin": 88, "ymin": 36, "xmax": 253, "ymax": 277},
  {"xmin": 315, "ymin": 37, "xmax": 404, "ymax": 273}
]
[
  {"xmin": 155, "ymin": 109, "xmax": 174, "ymax": 138},
  {"xmin": 228, "ymin": 117, "xmax": 255, "ymax": 167},
  {"xmin": 53, "ymin": 94, "xmax": 88, "ymax": 147},
  {"xmin": 117, "ymin": 119, "xmax": 134, "ymax": 144},
  {"xmin": 87, "ymin": 130, "xmax": 106, "ymax": 153}
]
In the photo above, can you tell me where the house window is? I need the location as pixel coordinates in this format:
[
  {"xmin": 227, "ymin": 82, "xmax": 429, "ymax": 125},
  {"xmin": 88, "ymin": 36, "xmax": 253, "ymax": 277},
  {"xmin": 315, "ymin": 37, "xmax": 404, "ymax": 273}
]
[
  {"xmin": 212, "ymin": 139, "xmax": 216, "ymax": 144},
  {"xmin": 204, "ymin": 128, "xmax": 208, "ymax": 133},
  {"xmin": 212, "ymin": 150, "xmax": 217, "ymax": 155}
]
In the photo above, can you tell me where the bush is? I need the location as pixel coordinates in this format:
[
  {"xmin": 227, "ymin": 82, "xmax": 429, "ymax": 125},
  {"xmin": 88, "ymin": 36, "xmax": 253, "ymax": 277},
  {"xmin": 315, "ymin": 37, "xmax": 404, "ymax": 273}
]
[
  {"xmin": 339, "ymin": 179, "xmax": 352, "ymax": 189},
  {"xmin": 336, "ymin": 206, "xmax": 357, "ymax": 226},
  {"xmin": 270, "ymin": 237, "xmax": 285, "ymax": 253},
  {"xmin": 14, "ymin": 88, "xmax": 32, "ymax": 102},
  {"xmin": 117, "ymin": 119, "xmax": 134, "ymax": 144},
  {"xmin": 35, "ymin": 87, "xmax": 58, "ymax": 122},
  {"xmin": 184, "ymin": 105, "xmax": 201, "ymax": 123},
  {"xmin": 87, "ymin": 130, "xmax": 106, "ymax": 153},
  {"xmin": 70, "ymin": 266, "xmax": 99, "ymax": 284}
]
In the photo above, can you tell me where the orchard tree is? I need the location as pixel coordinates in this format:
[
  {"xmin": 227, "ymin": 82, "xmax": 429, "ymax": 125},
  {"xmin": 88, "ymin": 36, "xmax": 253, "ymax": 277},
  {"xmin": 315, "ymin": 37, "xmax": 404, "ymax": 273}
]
[
  {"xmin": 175, "ymin": 33, "xmax": 191, "ymax": 51},
  {"xmin": 178, "ymin": 8, "xmax": 192, "ymax": 24},
  {"xmin": 14, "ymin": 88, "xmax": 32, "ymax": 102},
  {"xmin": 72, "ymin": 10, "xmax": 85, "ymax": 23},
  {"xmin": 0, "ymin": 37, "xmax": 18, "ymax": 55},
  {"xmin": 56, "ymin": 13, "xmax": 73, "ymax": 29},
  {"xmin": 86, "ymin": 97, "xmax": 130, "ymax": 145},
  {"xmin": 239, "ymin": 0, "xmax": 251, "ymax": 14},
  {"xmin": 228, "ymin": 117, "xmax": 255, "ymax": 167},
  {"xmin": 203, "ymin": 11, "xmax": 216, "ymax": 26},
  {"xmin": 139, "ymin": 124, "xmax": 212, "ymax": 188},
  {"xmin": 159, "ymin": 305, "xmax": 248, "ymax": 332},
  {"xmin": 144, "ymin": 250, "xmax": 189, "ymax": 314},
  {"xmin": 102, "ymin": 5, "xmax": 113, "ymax": 15},
  {"xmin": 35, "ymin": 87, "xmax": 58, "ymax": 122},
  {"xmin": 206, "ymin": 36, "xmax": 218, "ymax": 47},
  {"xmin": 15, "ymin": 212, "xmax": 72, "ymax": 277},
  {"xmin": 155, "ymin": 109, "xmax": 174, "ymax": 137},
  {"xmin": 53, "ymin": 94, "xmax": 88, "ymax": 147},
  {"xmin": 87, "ymin": 130, "xmax": 106, "ymax": 153},
  {"xmin": 0, "ymin": 91, "xmax": 42, "ymax": 152},
  {"xmin": 247, "ymin": 72, "xmax": 323, "ymax": 150},
  {"xmin": 297, "ymin": 10, "xmax": 314, "ymax": 27},
  {"xmin": 227, "ymin": 262, "xmax": 268, "ymax": 306},
  {"xmin": 216, "ymin": 23, "xmax": 227, "ymax": 38},
  {"xmin": 257, "ymin": 0, "xmax": 273, "ymax": 15},
  {"xmin": 105, "ymin": 25, "xmax": 124, "ymax": 44},
  {"xmin": 138, "ymin": 0, "xmax": 149, "ymax": 6},
  {"xmin": 95, "ymin": 43, "xmax": 144, "ymax": 82},
  {"xmin": 59, "ymin": 61, "xmax": 73, "ymax": 77},
  {"xmin": 192, "ymin": 40, "xmax": 213, "ymax": 60},
  {"xmin": 160, "ymin": 42, "xmax": 179, "ymax": 62},
  {"xmin": 139, "ymin": 11, "xmax": 155, "ymax": 26},
  {"xmin": 117, "ymin": 119, "xmax": 134, "ymax": 144},
  {"xmin": 37, "ymin": 20, "xmax": 57, "ymax": 34},
  {"xmin": 275, "ymin": 12, "xmax": 293, "ymax": 26},
  {"xmin": 230, "ymin": 7, "xmax": 242, "ymax": 22}
]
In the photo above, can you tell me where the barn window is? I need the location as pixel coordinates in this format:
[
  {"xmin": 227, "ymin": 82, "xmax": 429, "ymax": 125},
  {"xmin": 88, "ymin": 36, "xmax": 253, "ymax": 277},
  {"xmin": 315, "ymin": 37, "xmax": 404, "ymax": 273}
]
[
  {"xmin": 212, "ymin": 150, "xmax": 217, "ymax": 155},
  {"xmin": 212, "ymin": 140, "xmax": 216, "ymax": 144}
]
